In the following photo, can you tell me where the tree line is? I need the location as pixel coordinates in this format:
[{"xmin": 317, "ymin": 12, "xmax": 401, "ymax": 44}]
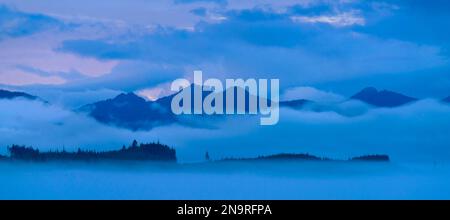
[{"xmin": 3, "ymin": 140, "xmax": 176, "ymax": 162}]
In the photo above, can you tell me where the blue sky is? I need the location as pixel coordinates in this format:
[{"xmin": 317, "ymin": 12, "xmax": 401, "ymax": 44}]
[{"xmin": 0, "ymin": 0, "xmax": 450, "ymax": 101}]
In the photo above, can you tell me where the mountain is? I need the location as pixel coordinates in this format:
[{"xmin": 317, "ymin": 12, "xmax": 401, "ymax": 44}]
[
  {"xmin": 79, "ymin": 84, "xmax": 275, "ymax": 130},
  {"xmin": 279, "ymin": 99, "xmax": 313, "ymax": 109},
  {"xmin": 79, "ymin": 92, "xmax": 176, "ymax": 130},
  {"xmin": 81, "ymin": 86, "xmax": 421, "ymax": 130},
  {"xmin": 350, "ymin": 87, "xmax": 417, "ymax": 107},
  {"xmin": 0, "ymin": 89, "xmax": 38, "ymax": 101},
  {"xmin": 159, "ymin": 84, "xmax": 270, "ymax": 113}
]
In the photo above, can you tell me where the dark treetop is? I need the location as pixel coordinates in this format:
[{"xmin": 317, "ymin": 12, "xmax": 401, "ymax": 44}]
[{"xmin": 6, "ymin": 140, "xmax": 176, "ymax": 162}]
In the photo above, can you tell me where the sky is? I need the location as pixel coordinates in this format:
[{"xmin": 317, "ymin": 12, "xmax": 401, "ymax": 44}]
[
  {"xmin": 1, "ymin": 1, "xmax": 450, "ymax": 163},
  {"xmin": 0, "ymin": 0, "xmax": 450, "ymax": 105}
]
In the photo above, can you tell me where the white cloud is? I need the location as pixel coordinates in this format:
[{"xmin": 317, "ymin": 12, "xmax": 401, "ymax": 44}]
[
  {"xmin": 137, "ymin": 87, "xmax": 164, "ymax": 101},
  {"xmin": 282, "ymin": 86, "xmax": 345, "ymax": 103},
  {"xmin": 291, "ymin": 11, "xmax": 365, "ymax": 27},
  {"xmin": 2, "ymin": 98, "xmax": 450, "ymax": 163}
]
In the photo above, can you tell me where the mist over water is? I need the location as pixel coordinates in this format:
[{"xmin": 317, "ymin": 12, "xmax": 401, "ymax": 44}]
[
  {"xmin": 2, "ymin": 98, "xmax": 450, "ymax": 163},
  {"xmin": 1, "ymin": 93, "xmax": 450, "ymax": 199},
  {"xmin": 1, "ymin": 161, "xmax": 450, "ymax": 199}
]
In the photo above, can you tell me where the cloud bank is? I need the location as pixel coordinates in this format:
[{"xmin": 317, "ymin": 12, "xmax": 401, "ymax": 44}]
[{"xmin": 1, "ymin": 98, "xmax": 450, "ymax": 163}]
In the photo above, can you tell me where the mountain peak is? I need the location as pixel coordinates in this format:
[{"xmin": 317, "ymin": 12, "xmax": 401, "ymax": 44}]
[
  {"xmin": 113, "ymin": 92, "xmax": 146, "ymax": 103},
  {"xmin": 79, "ymin": 91, "xmax": 176, "ymax": 131},
  {"xmin": 351, "ymin": 87, "xmax": 417, "ymax": 107},
  {"xmin": 280, "ymin": 99, "xmax": 313, "ymax": 109},
  {"xmin": 0, "ymin": 89, "xmax": 39, "ymax": 101}
]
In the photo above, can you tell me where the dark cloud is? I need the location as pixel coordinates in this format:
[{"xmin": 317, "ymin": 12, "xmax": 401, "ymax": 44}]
[
  {"xmin": 2, "ymin": 1, "xmax": 449, "ymax": 98},
  {"xmin": 0, "ymin": 5, "xmax": 70, "ymax": 40},
  {"xmin": 190, "ymin": 7, "xmax": 208, "ymax": 17},
  {"xmin": 56, "ymin": 5, "xmax": 446, "ymax": 93},
  {"xmin": 356, "ymin": 0, "xmax": 450, "ymax": 55}
]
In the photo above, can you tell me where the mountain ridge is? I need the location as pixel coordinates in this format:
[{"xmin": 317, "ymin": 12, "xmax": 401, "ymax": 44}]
[
  {"xmin": 350, "ymin": 87, "xmax": 418, "ymax": 107},
  {"xmin": 78, "ymin": 84, "xmax": 277, "ymax": 130},
  {"xmin": 0, "ymin": 89, "xmax": 38, "ymax": 101},
  {"xmin": 76, "ymin": 86, "xmax": 441, "ymax": 130},
  {"xmin": 78, "ymin": 92, "xmax": 176, "ymax": 131}
]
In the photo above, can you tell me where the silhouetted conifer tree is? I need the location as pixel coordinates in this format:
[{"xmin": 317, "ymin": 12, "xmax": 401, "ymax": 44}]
[
  {"xmin": 205, "ymin": 151, "xmax": 210, "ymax": 161},
  {"xmin": 131, "ymin": 140, "xmax": 138, "ymax": 148}
]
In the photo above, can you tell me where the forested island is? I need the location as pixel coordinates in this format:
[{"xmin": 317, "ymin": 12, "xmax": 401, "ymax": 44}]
[
  {"xmin": 219, "ymin": 153, "xmax": 390, "ymax": 162},
  {"xmin": 2, "ymin": 140, "xmax": 177, "ymax": 162},
  {"xmin": 0, "ymin": 140, "xmax": 389, "ymax": 163}
]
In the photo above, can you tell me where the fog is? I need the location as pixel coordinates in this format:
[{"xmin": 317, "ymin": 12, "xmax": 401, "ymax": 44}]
[
  {"xmin": 1, "ymin": 161, "xmax": 450, "ymax": 199},
  {"xmin": 1, "ymin": 98, "xmax": 450, "ymax": 163},
  {"xmin": 1, "ymin": 98, "xmax": 450, "ymax": 199}
]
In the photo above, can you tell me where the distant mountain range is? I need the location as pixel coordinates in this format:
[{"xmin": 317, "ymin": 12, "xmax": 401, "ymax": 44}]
[
  {"xmin": 350, "ymin": 87, "xmax": 418, "ymax": 107},
  {"xmin": 2, "ymin": 87, "xmax": 449, "ymax": 131},
  {"xmin": 279, "ymin": 99, "xmax": 313, "ymax": 109},
  {"xmin": 74, "ymin": 86, "xmax": 449, "ymax": 130},
  {"xmin": 278, "ymin": 87, "xmax": 420, "ymax": 115},
  {"xmin": 78, "ymin": 84, "xmax": 274, "ymax": 130},
  {"xmin": 0, "ymin": 89, "xmax": 39, "ymax": 101}
]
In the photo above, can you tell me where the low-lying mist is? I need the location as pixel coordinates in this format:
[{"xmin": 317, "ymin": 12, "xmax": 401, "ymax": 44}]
[
  {"xmin": 1, "ymin": 98, "xmax": 450, "ymax": 163},
  {"xmin": 1, "ymin": 161, "xmax": 450, "ymax": 199}
]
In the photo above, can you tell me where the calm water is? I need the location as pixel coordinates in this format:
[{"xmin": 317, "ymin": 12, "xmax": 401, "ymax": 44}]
[{"xmin": 1, "ymin": 161, "xmax": 450, "ymax": 199}]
